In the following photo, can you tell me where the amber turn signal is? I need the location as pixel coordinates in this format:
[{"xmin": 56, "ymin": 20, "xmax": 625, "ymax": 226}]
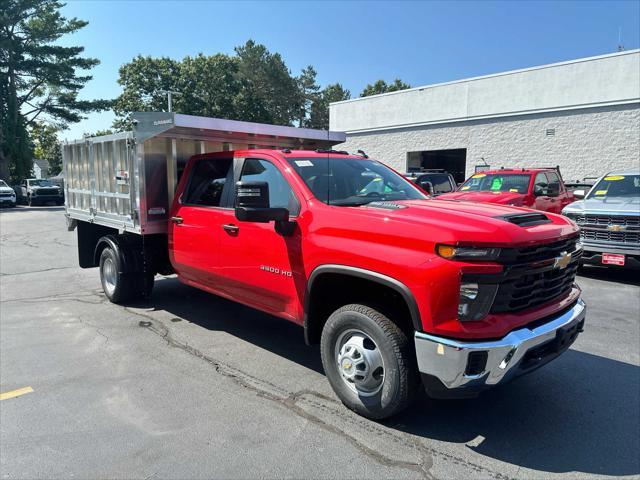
[{"xmin": 437, "ymin": 245, "xmax": 457, "ymax": 259}]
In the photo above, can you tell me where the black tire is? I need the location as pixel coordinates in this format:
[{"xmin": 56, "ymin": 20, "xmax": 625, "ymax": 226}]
[
  {"xmin": 99, "ymin": 247, "xmax": 133, "ymax": 304},
  {"xmin": 320, "ymin": 304, "xmax": 418, "ymax": 420}
]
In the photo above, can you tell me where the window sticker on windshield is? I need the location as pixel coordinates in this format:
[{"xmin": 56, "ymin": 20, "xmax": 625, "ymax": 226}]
[
  {"xmin": 604, "ymin": 175, "xmax": 624, "ymax": 181},
  {"xmin": 295, "ymin": 160, "xmax": 314, "ymax": 167},
  {"xmin": 490, "ymin": 178, "xmax": 503, "ymax": 190},
  {"xmin": 461, "ymin": 186, "xmax": 470, "ymax": 190},
  {"xmin": 472, "ymin": 173, "xmax": 486, "ymax": 178},
  {"xmin": 594, "ymin": 190, "xmax": 608, "ymax": 196},
  {"xmin": 509, "ymin": 188, "xmax": 519, "ymax": 193}
]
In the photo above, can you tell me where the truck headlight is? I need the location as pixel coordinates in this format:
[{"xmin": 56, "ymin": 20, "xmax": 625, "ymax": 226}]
[
  {"xmin": 458, "ymin": 282, "xmax": 498, "ymax": 321},
  {"xmin": 437, "ymin": 245, "xmax": 501, "ymax": 261}
]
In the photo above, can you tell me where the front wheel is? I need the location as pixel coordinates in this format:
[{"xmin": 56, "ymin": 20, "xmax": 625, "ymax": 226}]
[{"xmin": 320, "ymin": 304, "xmax": 418, "ymax": 419}]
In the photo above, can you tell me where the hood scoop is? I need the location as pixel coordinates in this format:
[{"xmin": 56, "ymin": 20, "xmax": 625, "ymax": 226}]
[
  {"xmin": 497, "ymin": 212, "xmax": 551, "ymax": 227},
  {"xmin": 366, "ymin": 201, "xmax": 408, "ymax": 210}
]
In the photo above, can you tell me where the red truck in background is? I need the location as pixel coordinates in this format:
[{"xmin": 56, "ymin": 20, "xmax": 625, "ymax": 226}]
[
  {"xmin": 63, "ymin": 113, "xmax": 586, "ymax": 420},
  {"xmin": 438, "ymin": 168, "xmax": 575, "ymax": 213}
]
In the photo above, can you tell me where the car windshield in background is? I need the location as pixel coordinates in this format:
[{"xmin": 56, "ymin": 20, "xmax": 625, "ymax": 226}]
[
  {"xmin": 460, "ymin": 173, "xmax": 531, "ymax": 193},
  {"xmin": 587, "ymin": 174, "xmax": 640, "ymax": 199},
  {"xmin": 286, "ymin": 157, "xmax": 426, "ymax": 206},
  {"xmin": 0, "ymin": 180, "xmax": 9, "ymax": 188},
  {"xmin": 419, "ymin": 174, "xmax": 453, "ymax": 194},
  {"xmin": 30, "ymin": 179, "xmax": 55, "ymax": 187}
]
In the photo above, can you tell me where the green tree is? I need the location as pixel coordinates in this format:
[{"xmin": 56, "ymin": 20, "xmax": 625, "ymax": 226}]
[
  {"xmin": 111, "ymin": 55, "xmax": 181, "ymax": 131},
  {"xmin": 83, "ymin": 128, "xmax": 113, "ymax": 137},
  {"xmin": 360, "ymin": 78, "xmax": 411, "ymax": 97},
  {"xmin": 30, "ymin": 121, "xmax": 61, "ymax": 175},
  {"xmin": 296, "ymin": 65, "xmax": 320, "ymax": 127},
  {"xmin": 0, "ymin": 0, "xmax": 110, "ymax": 182},
  {"xmin": 234, "ymin": 40, "xmax": 301, "ymax": 125},
  {"xmin": 307, "ymin": 83, "xmax": 351, "ymax": 130},
  {"xmin": 177, "ymin": 53, "xmax": 242, "ymax": 120}
]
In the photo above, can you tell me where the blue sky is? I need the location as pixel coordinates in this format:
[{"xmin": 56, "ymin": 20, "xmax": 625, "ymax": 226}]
[{"xmin": 59, "ymin": 0, "xmax": 640, "ymax": 139}]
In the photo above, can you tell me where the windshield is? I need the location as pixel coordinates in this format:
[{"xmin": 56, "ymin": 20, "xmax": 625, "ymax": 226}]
[
  {"xmin": 29, "ymin": 179, "xmax": 55, "ymax": 187},
  {"xmin": 587, "ymin": 174, "xmax": 640, "ymax": 199},
  {"xmin": 0, "ymin": 180, "xmax": 8, "ymax": 188},
  {"xmin": 459, "ymin": 173, "xmax": 531, "ymax": 193},
  {"xmin": 417, "ymin": 173, "xmax": 454, "ymax": 194},
  {"xmin": 286, "ymin": 157, "xmax": 426, "ymax": 206}
]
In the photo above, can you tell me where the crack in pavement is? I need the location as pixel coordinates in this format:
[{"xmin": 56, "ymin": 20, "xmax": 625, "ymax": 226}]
[
  {"xmin": 0, "ymin": 266, "xmax": 80, "ymax": 277},
  {"xmin": 2, "ymin": 287, "xmax": 508, "ymax": 479},
  {"xmin": 124, "ymin": 306, "xmax": 509, "ymax": 480}
]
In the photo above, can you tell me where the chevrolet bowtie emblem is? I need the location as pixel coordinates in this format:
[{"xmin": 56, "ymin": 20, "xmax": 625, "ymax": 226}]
[
  {"xmin": 553, "ymin": 251, "xmax": 572, "ymax": 270},
  {"xmin": 607, "ymin": 224, "xmax": 626, "ymax": 232}
]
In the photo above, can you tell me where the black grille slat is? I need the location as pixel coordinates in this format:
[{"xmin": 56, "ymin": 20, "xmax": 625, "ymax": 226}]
[{"xmin": 490, "ymin": 235, "xmax": 580, "ymax": 313}]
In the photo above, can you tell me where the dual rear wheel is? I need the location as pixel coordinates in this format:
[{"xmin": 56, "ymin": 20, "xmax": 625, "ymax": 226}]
[{"xmin": 99, "ymin": 246, "xmax": 154, "ymax": 304}]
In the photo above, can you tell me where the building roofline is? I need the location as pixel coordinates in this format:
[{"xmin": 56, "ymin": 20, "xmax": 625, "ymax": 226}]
[{"xmin": 330, "ymin": 49, "xmax": 640, "ymax": 107}]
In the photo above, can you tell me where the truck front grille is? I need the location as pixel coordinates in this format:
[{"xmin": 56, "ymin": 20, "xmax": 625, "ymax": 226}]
[
  {"xmin": 35, "ymin": 188, "xmax": 59, "ymax": 196},
  {"xmin": 573, "ymin": 214, "xmax": 640, "ymax": 246},
  {"xmin": 489, "ymin": 235, "xmax": 581, "ymax": 313}
]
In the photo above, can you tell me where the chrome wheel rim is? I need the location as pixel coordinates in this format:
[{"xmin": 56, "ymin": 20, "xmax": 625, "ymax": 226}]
[
  {"xmin": 102, "ymin": 256, "xmax": 117, "ymax": 296},
  {"xmin": 335, "ymin": 329, "xmax": 385, "ymax": 396}
]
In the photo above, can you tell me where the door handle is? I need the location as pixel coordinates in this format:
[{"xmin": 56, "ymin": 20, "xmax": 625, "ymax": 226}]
[
  {"xmin": 171, "ymin": 216, "xmax": 183, "ymax": 225},
  {"xmin": 222, "ymin": 223, "xmax": 239, "ymax": 234}
]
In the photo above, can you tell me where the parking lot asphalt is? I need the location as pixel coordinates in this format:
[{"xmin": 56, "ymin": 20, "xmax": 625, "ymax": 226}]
[{"xmin": 1, "ymin": 206, "xmax": 639, "ymax": 479}]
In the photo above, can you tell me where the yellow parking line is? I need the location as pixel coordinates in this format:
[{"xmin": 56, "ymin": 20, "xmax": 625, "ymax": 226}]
[{"xmin": 0, "ymin": 386, "xmax": 34, "ymax": 401}]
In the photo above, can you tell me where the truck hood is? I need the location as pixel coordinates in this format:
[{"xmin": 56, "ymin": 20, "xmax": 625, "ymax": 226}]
[
  {"xmin": 563, "ymin": 196, "xmax": 640, "ymax": 215},
  {"xmin": 437, "ymin": 191, "xmax": 525, "ymax": 205},
  {"xmin": 345, "ymin": 198, "xmax": 578, "ymax": 247},
  {"xmin": 0, "ymin": 186, "xmax": 14, "ymax": 194}
]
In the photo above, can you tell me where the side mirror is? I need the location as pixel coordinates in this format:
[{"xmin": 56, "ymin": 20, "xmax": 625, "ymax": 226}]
[
  {"xmin": 547, "ymin": 183, "xmax": 560, "ymax": 197},
  {"xmin": 573, "ymin": 189, "xmax": 586, "ymax": 199},
  {"xmin": 534, "ymin": 183, "xmax": 547, "ymax": 196},
  {"xmin": 421, "ymin": 181, "xmax": 434, "ymax": 195},
  {"xmin": 234, "ymin": 181, "xmax": 289, "ymax": 223}
]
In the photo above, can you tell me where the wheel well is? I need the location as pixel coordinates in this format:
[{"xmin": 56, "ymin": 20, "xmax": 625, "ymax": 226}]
[{"xmin": 304, "ymin": 272, "xmax": 418, "ymax": 345}]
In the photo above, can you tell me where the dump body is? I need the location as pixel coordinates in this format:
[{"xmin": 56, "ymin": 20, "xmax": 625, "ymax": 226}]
[{"xmin": 62, "ymin": 112, "xmax": 345, "ymax": 234}]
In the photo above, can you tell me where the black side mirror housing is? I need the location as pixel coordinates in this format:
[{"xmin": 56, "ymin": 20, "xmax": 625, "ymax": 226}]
[
  {"xmin": 547, "ymin": 183, "xmax": 560, "ymax": 197},
  {"xmin": 234, "ymin": 181, "xmax": 290, "ymax": 224},
  {"xmin": 421, "ymin": 181, "xmax": 434, "ymax": 195}
]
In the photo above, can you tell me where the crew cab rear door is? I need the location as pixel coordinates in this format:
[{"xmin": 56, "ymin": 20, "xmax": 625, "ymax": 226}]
[
  {"xmin": 168, "ymin": 156, "xmax": 234, "ymax": 288},
  {"xmin": 216, "ymin": 155, "xmax": 302, "ymax": 321}
]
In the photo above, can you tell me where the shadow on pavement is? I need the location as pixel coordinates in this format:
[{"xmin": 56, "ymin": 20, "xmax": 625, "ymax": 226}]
[
  {"xmin": 387, "ymin": 350, "xmax": 639, "ymax": 476},
  {"xmin": 136, "ymin": 276, "xmax": 324, "ymax": 374},
  {"xmin": 577, "ymin": 264, "xmax": 640, "ymax": 286},
  {"xmin": 0, "ymin": 206, "xmax": 65, "ymax": 213},
  {"xmin": 137, "ymin": 276, "xmax": 638, "ymax": 477}
]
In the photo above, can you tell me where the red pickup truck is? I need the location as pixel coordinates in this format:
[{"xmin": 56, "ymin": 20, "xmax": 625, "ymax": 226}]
[
  {"xmin": 438, "ymin": 168, "xmax": 575, "ymax": 213},
  {"xmin": 64, "ymin": 114, "xmax": 586, "ymax": 419}
]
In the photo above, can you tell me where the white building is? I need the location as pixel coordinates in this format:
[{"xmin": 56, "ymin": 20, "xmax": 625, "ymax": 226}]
[
  {"xmin": 32, "ymin": 159, "xmax": 50, "ymax": 179},
  {"xmin": 330, "ymin": 50, "xmax": 640, "ymax": 182}
]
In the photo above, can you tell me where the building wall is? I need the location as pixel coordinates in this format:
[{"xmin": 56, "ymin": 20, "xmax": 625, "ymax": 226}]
[
  {"xmin": 337, "ymin": 103, "xmax": 640, "ymax": 181},
  {"xmin": 330, "ymin": 50, "xmax": 640, "ymax": 133}
]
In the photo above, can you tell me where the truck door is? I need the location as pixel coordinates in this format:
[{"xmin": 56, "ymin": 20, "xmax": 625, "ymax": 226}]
[
  {"xmin": 216, "ymin": 156, "xmax": 303, "ymax": 321},
  {"xmin": 532, "ymin": 172, "xmax": 552, "ymax": 212},
  {"xmin": 168, "ymin": 157, "xmax": 234, "ymax": 288}
]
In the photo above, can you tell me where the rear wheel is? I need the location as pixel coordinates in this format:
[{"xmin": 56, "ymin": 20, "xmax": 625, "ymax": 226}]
[
  {"xmin": 100, "ymin": 247, "xmax": 130, "ymax": 304},
  {"xmin": 320, "ymin": 304, "xmax": 418, "ymax": 419},
  {"xmin": 99, "ymin": 246, "xmax": 154, "ymax": 304}
]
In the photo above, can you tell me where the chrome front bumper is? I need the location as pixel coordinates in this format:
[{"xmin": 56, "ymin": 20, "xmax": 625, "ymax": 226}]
[{"xmin": 414, "ymin": 299, "xmax": 586, "ymax": 395}]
